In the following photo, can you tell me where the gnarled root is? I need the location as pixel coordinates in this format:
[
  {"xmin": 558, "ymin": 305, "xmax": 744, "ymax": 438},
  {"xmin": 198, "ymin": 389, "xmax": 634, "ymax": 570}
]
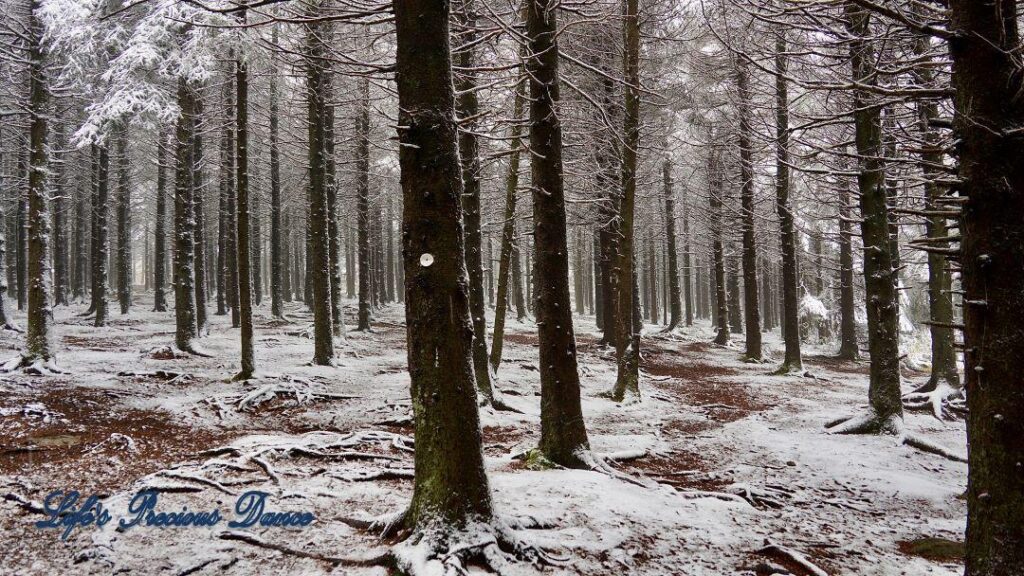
[
  {"xmin": 902, "ymin": 383, "xmax": 966, "ymax": 420},
  {"xmin": 825, "ymin": 412, "xmax": 966, "ymax": 462},
  {"xmin": 0, "ymin": 356, "xmax": 64, "ymax": 376},
  {"xmin": 342, "ymin": 513, "xmax": 565, "ymax": 576}
]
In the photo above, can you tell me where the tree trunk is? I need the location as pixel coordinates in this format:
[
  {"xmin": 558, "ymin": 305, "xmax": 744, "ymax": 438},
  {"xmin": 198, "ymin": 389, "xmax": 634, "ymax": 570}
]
[
  {"xmin": 454, "ymin": 0, "xmax": 494, "ymax": 402},
  {"xmin": 269, "ymin": 39, "xmax": 284, "ymax": 318},
  {"xmin": 355, "ymin": 77, "xmax": 372, "ymax": 331},
  {"xmin": 393, "ymin": 0, "xmax": 494, "ymax": 531},
  {"xmin": 837, "ymin": 178, "xmax": 859, "ymax": 359},
  {"xmin": 710, "ymin": 149, "xmax": 730, "ymax": 345},
  {"xmin": 92, "ymin": 143, "xmax": 110, "ymax": 327},
  {"xmin": 775, "ymin": 28, "xmax": 801, "ymax": 371},
  {"xmin": 173, "ymin": 79, "xmax": 198, "ymax": 351},
  {"xmin": 52, "ymin": 125, "xmax": 68, "ymax": 308},
  {"xmin": 526, "ymin": 0, "xmax": 594, "ymax": 465},
  {"xmin": 154, "ymin": 132, "xmax": 168, "ymax": 311},
  {"xmin": 305, "ymin": 12, "xmax": 336, "ymax": 365},
  {"xmin": 115, "ymin": 127, "xmax": 132, "ymax": 315},
  {"xmin": 24, "ymin": 0, "xmax": 53, "ymax": 362},
  {"xmin": 663, "ymin": 155, "xmax": 682, "ymax": 330},
  {"xmin": 235, "ymin": 27, "xmax": 256, "ymax": 379},
  {"xmin": 489, "ymin": 74, "xmax": 524, "ymax": 373},
  {"xmin": 946, "ymin": 2, "xmax": 1024, "ymax": 573},
  {"xmin": 610, "ymin": 0, "xmax": 642, "ymax": 402},
  {"xmin": 840, "ymin": 2, "xmax": 902, "ymax": 428}
]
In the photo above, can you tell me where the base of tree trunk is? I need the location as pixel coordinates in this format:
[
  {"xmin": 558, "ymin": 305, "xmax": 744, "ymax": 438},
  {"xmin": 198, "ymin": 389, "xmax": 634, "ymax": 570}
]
[
  {"xmin": 0, "ymin": 355, "xmax": 63, "ymax": 376},
  {"xmin": 338, "ymin": 510, "xmax": 565, "ymax": 576},
  {"xmin": 825, "ymin": 412, "xmax": 966, "ymax": 462}
]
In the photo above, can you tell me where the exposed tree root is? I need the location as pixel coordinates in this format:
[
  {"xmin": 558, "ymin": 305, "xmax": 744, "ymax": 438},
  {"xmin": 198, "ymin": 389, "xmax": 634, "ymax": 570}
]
[
  {"xmin": 340, "ymin": 512, "xmax": 565, "ymax": 576},
  {"xmin": 726, "ymin": 482, "xmax": 793, "ymax": 509},
  {"xmin": 1, "ymin": 321, "xmax": 22, "ymax": 333},
  {"xmin": 0, "ymin": 356, "xmax": 64, "ymax": 376},
  {"xmin": 825, "ymin": 413, "xmax": 966, "ymax": 462},
  {"xmin": 756, "ymin": 541, "xmax": 829, "ymax": 576},
  {"xmin": 902, "ymin": 383, "xmax": 966, "ymax": 420},
  {"xmin": 219, "ymin": 530, "xmax": 389, "ymax": 567},
  {"xmin": 227, "ymin": 377, "xmax": 360, "ymax": 412}
]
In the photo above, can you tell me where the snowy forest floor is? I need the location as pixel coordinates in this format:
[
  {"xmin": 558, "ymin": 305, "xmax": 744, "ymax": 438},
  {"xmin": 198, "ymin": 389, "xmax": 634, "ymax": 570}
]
[{"xmin": 1, "ymin": 295, "xmax": 966, "ymax": 576}]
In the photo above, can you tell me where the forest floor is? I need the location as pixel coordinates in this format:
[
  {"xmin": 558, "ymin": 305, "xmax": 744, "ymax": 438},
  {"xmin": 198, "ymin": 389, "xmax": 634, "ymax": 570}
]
[{"xmin": 0, "ymin": 296, "xmax": 967, "ymax": 576}]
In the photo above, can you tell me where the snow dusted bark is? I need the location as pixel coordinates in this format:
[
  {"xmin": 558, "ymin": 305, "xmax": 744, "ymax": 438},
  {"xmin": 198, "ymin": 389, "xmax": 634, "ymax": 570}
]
[
  {"xmin": 454, "ymin": 0, "xmax": 494, "ymax": 404},
  {"xmin": 304, "ymin": 10, "xmax": 335, "ymax": 366},
  {"xmin": 947, "ymin": 1, "xmax": 1024, "ymax": 573},
  {"xmin": 774, "ymin": 28, "xmax": 802, "ymax": 372},
  {"xmin": 393, "ymin": 0, "xmax": 493, "ymax": 533},
  {"xmin": 268, "ymin": 30, "xmax": 283, "ymax": 319},
  {"xmin": 173, "ymin": 79, "xmax": 199, "ymax": 352},
  {"xmin": 610, "ymin": 0, "xmax": 642, "ymax": 402},
  {"xmin": 525, "ymin": 0, "xmax": 594, "ymax": 464},
  {"xmin": 355, "ymin": 76, "xmax": 371, "ymax": 332},
  {"xmin": 115, "ymin": 127, "xmax": 131, "ymax": 315},
  {"xmin": 153, "ymin": 131, "xmax": 168, "ymax": 312},
  {"xmin": 662, "ymin": 151, "xmax": 682, "ymax": 330},
  {"xmin": 829, "ymin": 2, "xmax": 903, "ymax": 432},
  {"xmin": 91, "ymin": 143, "xmax": 110, "ymax": 328},
  {"xmin": 23, "ymin": 0, "xmax": 54, "ymax": 363},
  {"xmin": 734, "ymin": 58, "xmax": 762, "ymax": 361},
  {"xmin": 681, "ymin": 187, "xmax": 693, "ymax": 327},
  {"xmin": 192, "ymin": 92, "xmax": 208, "ymax": 331},
  {"xmin": 52, "ymin": 124, "xmax": 68, "ymax": 308},
  {"xmin": 324, "ymin": 74, "xmax": 343, "ymax": 337},
  {"xmin": 709, "ymin": 148, "xmax": 730, "ymax": 346},
  {"xmin": 490, "ymin": 74, "xmax": 522, "ymax": 369},
  {"xmin": 234, "ymin": 26, "xmax": 256, "ymax": 380}
]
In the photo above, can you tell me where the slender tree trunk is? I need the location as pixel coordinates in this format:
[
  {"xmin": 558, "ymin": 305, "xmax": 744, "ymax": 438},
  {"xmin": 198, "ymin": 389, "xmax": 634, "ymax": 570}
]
[
  {"xmin": 192, "ymin": 94, "xmax": 208, "ymax": 329},
  {"xmin": 455, "ymin": 0, "xmax": 494, "ymax": 402},
  {"xmin": 154, "ymin": 132, "xmax": 168, "ymax": 311},
  {"xmin": 490, "ymin": 77, "xmax": 524, "ymax": 373},
  {"xmin": 325, "ymin": 76, "xmax": 343, "ymax": 336},
  {"xmin": 662, "ymin": 154, "xmax": 682, "ymax": 330},
  {"xmin": 115, "ymin": 127, "xmax": 131, "ymax": 314},
  {"xmin": 355, "ymin": 77, "xmax": 372, "ymax": 331},
  {"xmin": 681, "ymin": 189, "xmax": 693, "ymax": 327},
  {"xmin": 173, "ymin": 80, "xmax": 198, "ymax": 351},
  {"xmin": 526, "ymin": 0, "xmax": 594, "ymax": 465},
  {"xmin": 775, "ymin": 28, "xmax": 801, "ymax": 371},
  {"xmin": 710, "ymin": 149, "xmax": 730, "ymax": 345},
  {"xmin": 393, "ymin": 0, "xmax": 494, "ymax": 532},
  {"xmin": 269, "ymin": 34, "xmax": 283, "ymax": 318},
  {"xmin": 282, "ymin": 207, "xmax": 293, "ymax": 302},
  {"xmin": 223, "ymin": 74, "xmax": 240, "ymax": 327},
  {"xmin": 92, "ymin": 144, "xmax": 110, "ymax": 327},
  {"xmin": 947, "ymin": 2, "xmax": 1024, "ymax": 573},
  {"xmin": 52, "ymin": 125, "xmax": 68, "ymax": 308},
  {"xmin": 234, "ymin": 25, "xmax": 256, "ymax": 379},
  {"xmin": 837, "ymin": 178, "xmax": 859, "ymax": 359},
  {"xmin": 305, "ymin": 12, "xmax": 336, "ymax": 365},
  {"xmin": 610, "ymin": 0, "xmax": 642, "ymax": 401}
]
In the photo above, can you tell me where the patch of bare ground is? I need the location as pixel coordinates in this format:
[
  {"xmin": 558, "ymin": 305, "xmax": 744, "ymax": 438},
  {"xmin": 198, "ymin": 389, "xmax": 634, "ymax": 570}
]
[
  {"xmin": 61, "ymin": 334, "xmax": 131, "ymax": 351},
  {"xmin": 743, "ymin": 544, "xmax": 840, "ymax": 576},
  {"xmin": 643, "ymin": 348, "xmax": 769, "ymax": 423},
  {"xmin": 621, "ymin": 450, "xmax": 727, "ymax": 492},
  {"xmin": 805, "ymin": 354, "xmax": 870, "ymax": 376},
  {"xmin": 1, "ymin": 386, "xmax": 234, "ymax": 494},
  {"xmin": 482, "ymin": 424, "xmax": 530, "ymax": 456}
]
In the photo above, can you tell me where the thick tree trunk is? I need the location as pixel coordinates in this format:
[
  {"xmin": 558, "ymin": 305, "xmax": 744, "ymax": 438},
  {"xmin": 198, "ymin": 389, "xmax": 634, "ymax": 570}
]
[
  {"xmin": 775, "ymin": 29, "xmax": 801, "ymax": 371},
  {"xmin": 393, "ymin": 0, "xmax": 494, "ymax": 531},
  {"xmin": 947, "ymin": 2, "xmax": 1024, "ymax": 573},
  {"xmin": 526, "ymin": 0, "xmax": 594, "ymax": 465},
  {"xmin": 234, "ymin": 30, "xmax": 256, "ymax": 379},
  {"xmin": 173, "ymin": 80, "xmax": 198, "ymax": 351},
  {"xmin": 305, "ymin": 13, "xmax": 336, "ymax": 366},
  {"xmin": 24, "ymin": 0, "xmax": 53, "ymax": 362},
  {"xmin": 610, "ymin": 0, "xmax": 642, "ymax": 402},
  {"xmin": 355, "ymin": 77, "xmax": 371, "ymax": 331},
  {"xmin": 840, "ymin": 2, "xmax": 902, "ymax": 427}
]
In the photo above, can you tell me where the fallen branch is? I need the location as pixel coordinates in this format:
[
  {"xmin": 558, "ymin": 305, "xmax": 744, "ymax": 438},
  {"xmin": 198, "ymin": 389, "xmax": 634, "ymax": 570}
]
[{"xmin": 218, "ymin": 530, "xmax": 389, "ymax": 567}]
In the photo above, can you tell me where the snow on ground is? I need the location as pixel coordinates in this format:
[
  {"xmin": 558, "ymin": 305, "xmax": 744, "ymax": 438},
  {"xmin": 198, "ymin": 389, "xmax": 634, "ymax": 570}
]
[{"xmin": 0, "ymin": 295, "xmax": 967, "ymax": 575}]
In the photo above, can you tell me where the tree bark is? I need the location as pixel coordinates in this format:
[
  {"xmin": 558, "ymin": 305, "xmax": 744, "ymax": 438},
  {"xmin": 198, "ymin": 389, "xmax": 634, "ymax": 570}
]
[
  {"xmin": 269, "ymin": 34, "xmax": 283, "ymax": 319},
  {"xmin": 173, "ymin": 79, "xmax": 198, "ymax": 351},
  {"xmin": 775, "ymin": 28, "xmax": 801, "ymax": 371},
  {"xmin": 393, "ymin": 0, "xmax": 494, "ymax": 530},
  {"xmin": 355, "ymin": 77, "xmax": 372, "ymax": 331},
  {"xmin": 710, "ymin": 148, "xmax": 730, "ymax": 345},
  {"xmin": 234, "ymin": 26, "xmax": 256, "ymax": 379},
  {"xmin": 154, "ymin": 132, "xmax": 168, "ymax": 311},
  {"xmin": 946, "ymin": 1, "xmax": 1024, "ymax": 573}
]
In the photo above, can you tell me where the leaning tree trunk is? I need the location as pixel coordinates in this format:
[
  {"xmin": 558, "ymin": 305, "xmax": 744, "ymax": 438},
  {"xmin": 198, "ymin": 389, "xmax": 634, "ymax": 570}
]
[
  {"xmin": 393, "ymin": 0, "xmax": 494, "ymax": 536},
  {"xmin": 173, "ymin": 79, "xmax": 199, "ymax": 352},
  {"xmin": 355, "ymin": 76, "xmax": 372, "ymax": 331},
  {"xmin": 775, "ymin": 27, "xmax": 802, "ymax": 372},
  {"xmin": 526, "ymin": 0, "xmax": 594, "ymax": 466},
  {"xmin": 455, "ymin": 0, "xmax": 495, "ymax": 403},
  {"xmin": 947, "ymin": 1, "xmax": 1024, "ymax": 574},
  {"xmin": 234, "ymin": 29, "xmax": 256, "ymax": 380},
  {"xmin": 489, "ymin": 71, "xmax": 525, "ymax": 374},
  {"xmin": 610, "ymin": 0, "xmax": 642, "ymax": 402},
  {"xmin": 304, "ymin": 12, "xmax": 335, "ymax": 366},
  {"xmin": 829, "ymin": 2, "xmax": 902, "ymax": 433},
  {"xmin": 23, "ymin": 0, "xmax": 54, "ymax": 363}
]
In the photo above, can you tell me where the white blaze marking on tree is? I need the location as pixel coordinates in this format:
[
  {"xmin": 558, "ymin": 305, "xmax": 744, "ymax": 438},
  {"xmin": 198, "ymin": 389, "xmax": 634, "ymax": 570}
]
[{"xmin": 420, "ymin": 253, "xmax": 434, "ymax": 267}]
